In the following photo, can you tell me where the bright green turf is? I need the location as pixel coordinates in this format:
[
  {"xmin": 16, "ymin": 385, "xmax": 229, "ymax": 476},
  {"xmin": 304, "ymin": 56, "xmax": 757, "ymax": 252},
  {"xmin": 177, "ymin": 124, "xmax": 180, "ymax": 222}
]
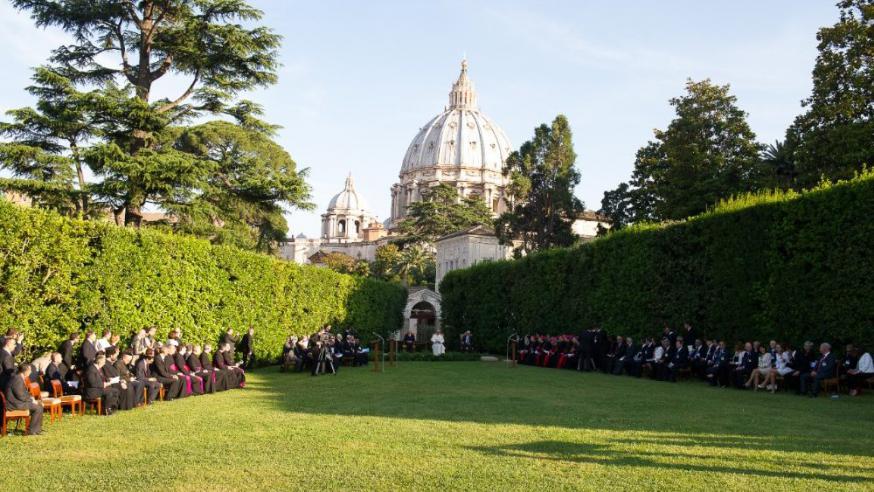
[{"xmin": 1, "ymin": 362, "xmax": 872, "ymax": 491}]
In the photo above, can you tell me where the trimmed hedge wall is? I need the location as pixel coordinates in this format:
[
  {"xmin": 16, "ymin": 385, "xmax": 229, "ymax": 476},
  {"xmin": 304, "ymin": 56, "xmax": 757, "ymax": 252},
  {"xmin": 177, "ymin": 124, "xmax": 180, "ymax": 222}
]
[
  {"xmin": 441, "ymin": 173, "xmax": 874, "ymax": 354},
  {"xmin": 0, "ymin": 201, "xmax": 407, "ymax": 362}
]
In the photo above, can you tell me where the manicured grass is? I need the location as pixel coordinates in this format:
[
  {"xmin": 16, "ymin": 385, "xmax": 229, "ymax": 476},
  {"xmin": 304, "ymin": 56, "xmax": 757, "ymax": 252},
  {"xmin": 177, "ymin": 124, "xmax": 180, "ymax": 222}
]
[{"xmin": 1, "ymin": 362, "xmax": 873, "ymax": 491}]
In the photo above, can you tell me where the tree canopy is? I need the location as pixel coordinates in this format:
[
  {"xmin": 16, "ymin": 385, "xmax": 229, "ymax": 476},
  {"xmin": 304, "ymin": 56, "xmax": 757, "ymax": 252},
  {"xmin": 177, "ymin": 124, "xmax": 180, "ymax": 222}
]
[
  {"xmin": 2, "ymin": 0, "xmax": 312, "ymax": 254},
  {"xmin": 496, "ymin": 114, "xmax": 583, "ymax": 255},
  {"xmin": 600, "ymin": 80, "xmax": 763, "ymax": 227},
  {"xmin": 398, "ymin": 183, "xmax": 493, "ymax": 243}
]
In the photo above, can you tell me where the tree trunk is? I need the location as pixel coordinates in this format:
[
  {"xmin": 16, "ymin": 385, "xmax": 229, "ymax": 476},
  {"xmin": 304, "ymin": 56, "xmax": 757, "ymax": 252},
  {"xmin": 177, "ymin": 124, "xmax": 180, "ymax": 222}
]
[{"xmin": 70, "ymin": 143, "xmax": 87, "ymax": 218}]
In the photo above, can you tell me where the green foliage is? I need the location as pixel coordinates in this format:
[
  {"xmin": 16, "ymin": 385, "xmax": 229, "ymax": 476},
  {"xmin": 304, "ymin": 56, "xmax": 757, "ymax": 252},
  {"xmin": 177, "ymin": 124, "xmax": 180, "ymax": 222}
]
[
  {"xmin": 496, "ymin": 114, "xmax": 583, "ymax": 255},
  {"xmin": 0, "ymin": 201, "xmax": 406, "ymax": 362},
  {"xmin": 601, "ymin": 79, "xmax": 764, "ymax": 227},
  {"xmin": 787, "ymin": 0, "xmax": 873, "ymax": 188},
  {"xmin": 443, "ymin": 171, "xmax": 874, "ymax": 353},
  {"xmin": 8, "ymin": 0, "xmax": 305, "ymax": 235},
  {"xmin": 319, "ymin": 251, "xmax": 370, "ymax": 277},
  {"xmin": 398, "ymin": 183, "xmax": 494, "ymax": 243}
]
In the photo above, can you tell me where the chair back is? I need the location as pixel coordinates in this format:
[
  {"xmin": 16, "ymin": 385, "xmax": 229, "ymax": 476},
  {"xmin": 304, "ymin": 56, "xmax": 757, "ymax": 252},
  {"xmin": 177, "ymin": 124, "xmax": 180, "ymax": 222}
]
[
  {"xmin": 28, "ymin": 382, "xmax": 41, "ymax": 399},
  {"xmin": 0, "ymin": 391, "xmax": 7, "ymax": 416},
  {"xmin": 51, "ymin": 379, "xmax": 63, "ymax": 398}
]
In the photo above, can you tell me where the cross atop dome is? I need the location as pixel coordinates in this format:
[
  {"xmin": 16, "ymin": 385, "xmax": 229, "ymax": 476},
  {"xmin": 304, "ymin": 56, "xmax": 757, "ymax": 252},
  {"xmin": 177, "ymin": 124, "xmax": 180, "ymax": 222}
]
[{"xmin": 448, "ymin": 58, "xmax": 478, "ymax": 110}]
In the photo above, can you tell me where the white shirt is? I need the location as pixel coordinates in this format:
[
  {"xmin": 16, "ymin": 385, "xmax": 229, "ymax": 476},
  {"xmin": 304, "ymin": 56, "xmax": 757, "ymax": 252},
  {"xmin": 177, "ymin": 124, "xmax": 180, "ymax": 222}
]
[
  {"xmin": 652, "ymin": 346, "xmax": 664, "ymax": 361},
  {"xmin": 858, "ymin": 352, "xmax": 874, "ymax": 373},
  {"xmin": 95, "ymin": 338, "xmax": 112, "ymax": 352}
]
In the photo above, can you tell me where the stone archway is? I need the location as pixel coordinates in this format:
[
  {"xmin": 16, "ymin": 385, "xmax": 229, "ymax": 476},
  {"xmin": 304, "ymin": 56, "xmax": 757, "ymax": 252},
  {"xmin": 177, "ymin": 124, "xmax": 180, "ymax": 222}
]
[{"xmin": 401, "ymin": 288, "xmax": 441, "ymax": 343}]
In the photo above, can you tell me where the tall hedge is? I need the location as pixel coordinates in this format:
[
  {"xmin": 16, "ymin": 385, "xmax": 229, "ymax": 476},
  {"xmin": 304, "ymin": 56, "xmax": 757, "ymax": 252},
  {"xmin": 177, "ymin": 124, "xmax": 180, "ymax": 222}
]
[
  {"xmin": 441, "ymin": 173, "xmax": 874, "ymax": 353},
  {"xmin": 0, "ymin": 201, "xmax": 407, "ymax": 362}
]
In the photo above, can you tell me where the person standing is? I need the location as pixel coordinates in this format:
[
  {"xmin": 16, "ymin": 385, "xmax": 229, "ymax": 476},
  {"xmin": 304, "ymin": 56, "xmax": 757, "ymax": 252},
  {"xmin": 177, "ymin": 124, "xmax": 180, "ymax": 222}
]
[
  {"xmin": 431, "ymin": 330, "xmax": 445, "ymax": 357},
  {"xmin": 403, "ymin": 331, "xmax": 416, "ymax": 353},
  {"xmin": 0, "ymin": 336, "xmax": 17, "ymax": 392},
  {"xmin": 239, "ymin": 327, "xmax": 255, "ymax": 369},
  {"xmin": 4, "ymin": 364, "xmax": 42, "ymax": 435}
]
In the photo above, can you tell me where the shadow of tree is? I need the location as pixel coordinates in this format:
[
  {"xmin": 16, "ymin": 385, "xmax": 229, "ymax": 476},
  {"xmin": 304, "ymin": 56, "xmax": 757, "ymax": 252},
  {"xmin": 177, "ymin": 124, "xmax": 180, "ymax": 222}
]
[{"xmin": 462, "ymin": 440, "xmax": 872, "ymax": 483}]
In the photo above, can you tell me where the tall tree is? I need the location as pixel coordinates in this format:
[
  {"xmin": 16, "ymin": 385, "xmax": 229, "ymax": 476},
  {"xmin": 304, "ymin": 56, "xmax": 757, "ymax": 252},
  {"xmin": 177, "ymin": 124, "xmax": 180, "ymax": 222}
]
[
  {"xmin": 398, "ymin": 183, "xmax": 493, "ymax": 243},
  {"xmin": 172, "ymin": 120, "xmax": 313, "ymax": 253},
  {"xmin": 496, "ymin": 114, "xmax": 583, "ymax": 255},
  {"xmin": 11, "ymin": 0, "xmax": 282, "ymax": 226},
  {"xmin": 0, "ymin": 67, "xmax": 92, "ymax": 215},
  {"xmin": 602, "ymin": 80, "xmax": 763, "ymax": 224},
  {"xmin": 786, "ymin": 0, "xmax": 873, "ymax": 188}
]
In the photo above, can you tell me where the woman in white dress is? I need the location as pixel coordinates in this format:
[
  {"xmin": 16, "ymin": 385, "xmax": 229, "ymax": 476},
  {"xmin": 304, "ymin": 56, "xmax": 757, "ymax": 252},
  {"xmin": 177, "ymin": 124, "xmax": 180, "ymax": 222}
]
[{"xmin": 431, "ymin": 330, "xmax": 445, "ymax": 357}]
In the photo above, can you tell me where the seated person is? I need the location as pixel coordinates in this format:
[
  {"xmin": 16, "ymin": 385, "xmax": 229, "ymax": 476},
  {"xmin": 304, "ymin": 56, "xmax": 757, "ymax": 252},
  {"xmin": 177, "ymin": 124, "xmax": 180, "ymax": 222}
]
[
  {"xmin": 115, "ymin": 350, "xmax": 145, "ymax": 406},
  {"xmin": 281, "ymin": 336, "xmax": 298, "ymax": 371},
  {"xmin": 706, "ymin": 340, "xmax": 730, "ymax": 387},
  {"xmin": 846, "ymin": 346, "xmax": 873, "ymax": 397},
  {"xmin": 83, "ymin": 354, "xmax": 120, "ymax": 414},
  {"xmin": 43, "ymin": 352, "xmax": 69, "ymax": 394},
  {"xmin": 652, "ymin": 338, "xmax": 671, "ymax": 380},
  {"xmin": 731, "ymin": 342, "xmax": 754, "ymax": 389},
  {"xmin": 172, "ymin": 344, "xmax": 203, "ymax": 396},
  {"xmin": 789, "ymin": 341, "xmax": 816, "ymax": 393},
  {"xmin": 799, "ymin": 342, "xmax": 836, "ymax": 397},
  {"xmin": 151, "ymin": 345, "xmax": 185, "ymax": 400},
  {"xmin": 224, "ymin": 343, "xmax": 246, "ymax": 385},
  {"xmin": 744, "ymin": 344, "xmax": 772, "ymax": 390},
  {"xmin": 134, "ymin": 349, "xmax": 162, "ymax": 404},
  {"xmin": 201, "ymin": 344, "xmax": 229, "ymax": 392},
  {"xmin": 403, "ymin": 331, "xmax": 416, "ymax": 353},
  {"xmin": 4, "ymin": 364, "xmax": 43, "ymax": 435},
  {"xmin": 102, "ymin": 348, "xmax": 135, "ymax": 410},
  {"xmin": 666, "ymin": 339, "xmax": 689, "ymax": 382},
  {"xmin": 187, "ymin": 345, "xmax": 216, "ymax": 394},
  {"xmin": 214, "ymin": 344, "xmax": 241, "ymax": 388},
  {"xmin": 764, "ymin": 344, "xmax": 794, "ymax": 393}
]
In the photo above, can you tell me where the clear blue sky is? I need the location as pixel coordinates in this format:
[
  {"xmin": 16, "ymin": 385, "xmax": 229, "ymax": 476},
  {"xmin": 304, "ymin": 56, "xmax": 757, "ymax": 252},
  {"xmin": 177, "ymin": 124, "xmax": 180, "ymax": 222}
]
[{"xmin": 0, "ymin": 1, "xmax": 839, "ymax": 237}]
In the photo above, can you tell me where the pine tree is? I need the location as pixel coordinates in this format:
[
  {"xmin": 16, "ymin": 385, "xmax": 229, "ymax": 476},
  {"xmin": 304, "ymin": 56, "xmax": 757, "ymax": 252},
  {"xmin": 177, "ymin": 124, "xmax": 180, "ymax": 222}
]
[{"xmin": 496, "ymin": 114, "xmax": 583, "ymax": 254}]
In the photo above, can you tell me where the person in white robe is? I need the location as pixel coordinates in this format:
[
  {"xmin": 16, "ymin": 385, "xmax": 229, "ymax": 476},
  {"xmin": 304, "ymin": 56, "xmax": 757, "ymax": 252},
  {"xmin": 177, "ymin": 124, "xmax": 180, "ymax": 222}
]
[{"xmin": 431, "ymin": 331, "xmax": 445, "ymax": 357}]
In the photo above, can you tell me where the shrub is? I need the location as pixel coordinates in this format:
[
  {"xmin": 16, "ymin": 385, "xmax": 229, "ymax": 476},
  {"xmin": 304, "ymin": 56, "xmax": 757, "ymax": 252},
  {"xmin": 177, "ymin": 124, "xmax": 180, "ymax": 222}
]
[
  {"xmin": 0, "ymin": 201, "xmax": 407, "ymax": 362},
  {"xmin": 441, "ymin": 171, "xmax": 874, "ymax": 353}
]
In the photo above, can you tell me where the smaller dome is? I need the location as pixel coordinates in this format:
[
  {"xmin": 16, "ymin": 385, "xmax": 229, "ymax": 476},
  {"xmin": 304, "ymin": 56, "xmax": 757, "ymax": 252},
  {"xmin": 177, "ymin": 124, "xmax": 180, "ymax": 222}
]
[{"xmin": 327, "ymin": 174, "xmax": 369, "ymax": 212}]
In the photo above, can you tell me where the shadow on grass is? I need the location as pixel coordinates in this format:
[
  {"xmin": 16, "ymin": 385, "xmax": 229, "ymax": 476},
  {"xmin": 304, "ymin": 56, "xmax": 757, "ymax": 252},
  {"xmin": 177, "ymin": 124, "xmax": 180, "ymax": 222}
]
[
  {"xmin": 246, "ymin": 363, "xmax": 874, "ymax": 461},
  {"xmin": 461, "ymin": 440, "xmax": 871, "ymax": 483}
]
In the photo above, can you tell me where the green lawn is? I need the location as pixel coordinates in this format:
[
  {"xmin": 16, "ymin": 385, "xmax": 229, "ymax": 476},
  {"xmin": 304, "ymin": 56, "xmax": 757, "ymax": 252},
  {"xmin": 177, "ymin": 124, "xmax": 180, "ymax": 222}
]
[{"xmin": 2, "ymin": 362, "xmax": 873, "ymax": 491}]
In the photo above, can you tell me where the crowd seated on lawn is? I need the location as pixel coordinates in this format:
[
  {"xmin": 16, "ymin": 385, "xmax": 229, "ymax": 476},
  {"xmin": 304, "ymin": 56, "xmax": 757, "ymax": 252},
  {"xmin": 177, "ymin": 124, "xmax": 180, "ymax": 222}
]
[
  {"xmin": 281, "ymin": 324, "xmax": 369, "ymax": 375},
  {"xmin": 1, "ymin": 327, "xmax": 250, "ymax": 436},
  {"xmin": 516, "ymin": 324, "xmax": 874, "ymax": 397}
]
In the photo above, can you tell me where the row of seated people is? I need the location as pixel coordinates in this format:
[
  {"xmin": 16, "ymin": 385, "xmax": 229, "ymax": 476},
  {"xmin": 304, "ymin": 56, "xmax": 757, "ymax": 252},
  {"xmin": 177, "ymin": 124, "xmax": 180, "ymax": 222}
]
[
  {"xmin": 281, "ymin": 328, "xmax": 369, "ymax": 374},
  {"xmin": 517, "ymin": 331, "xmax": 874, "ymax": 397},
  {"xmin": 1, "ymin": 334, "xmax": 246, "ymax": 436}
]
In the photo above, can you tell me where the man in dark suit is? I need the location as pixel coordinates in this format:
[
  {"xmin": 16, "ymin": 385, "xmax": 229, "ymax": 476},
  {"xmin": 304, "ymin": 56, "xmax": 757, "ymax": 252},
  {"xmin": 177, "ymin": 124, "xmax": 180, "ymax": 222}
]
[
  {"xmin": 0, "ymin": 336, "xmax": 17, "ymax": 392},
  {"xmin": 5, "ymin": 329, "xmax": 24, "ymax": 357},
  {"xmin": 152, "ymin": 346, "xmax": 185, "ymax": 400},
  {"xmin": 667, "ymin": 339, "xmax": 689, "ymax": 382},
  {"xmin": 43, "ymin": 352, "xmax": 69, "ymax": 394},
  {"xmin": 238, "ymin": 327, "xmax": 255, "ymax": 369},
  {"xmin": 59, "ymin": 332, "xmax": 79, "ymax": 374},
  {"xmin": 83, "ymin": 354, "xmax": 119, "ymax": 415},
  {"xmin": 115, "ymin": 350, "xmax": 145, "ymax": 406},
  {"xmin": 201, "ymin": 344, "xmax": 228, "ymax": 391},
  {"xmin": 683, "ymin": 323, "xmax": 698, "ymax": 349},
  {"xmin": 78, "ymin": 330, "xmax": 98, "ymax": 369},
  {"xmin": 800, "ymin": 342, "xmax": 836, "ymax": 397},
  {"xmin": 134, "ymin": 349, "xmax": 161, "ymax": 404},
  {"xmin": 615, "ymin": 336, "xmax": 638, "ymax": 375},
  {"xmin": 102, "ymin": 348, "xmax": 135, "ymax": 410},
  {"xmin": 706, "ymin": 340, "xmax": 730, "ymax": 387},
  {"xmin": 187, "ymin": 345, "xmax": 215, "ymax": 394},
  {"xmin": 733, "ymin": 342, "xmax": 755, "ymax": 388},
  {"xmin": 4, "ymin": 364, "xmax": 42, "ymax": 435}
]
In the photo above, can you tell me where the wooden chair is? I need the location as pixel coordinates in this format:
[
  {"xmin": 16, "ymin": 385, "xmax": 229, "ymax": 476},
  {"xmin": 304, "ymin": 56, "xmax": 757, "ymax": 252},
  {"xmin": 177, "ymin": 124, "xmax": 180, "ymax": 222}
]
[
  {"xmin": 84, "ymin": 396, "xmax": 103, "ymax": 416},
  {"xmin": 0, "ymin": 392, "xmax": 31, "ymax": 436},
  {"xmin": 821, "ymin": 365, "xmax": 841, "ymax": 395},
  {"xmin": 158, "ymin": 385, "xmax": 165, "ymax": 401},
  {"xmin": 29, "ymin": 382, "xmax": 62, "ymax": 424},
  {"xmin": 50, "ymin": 380, "xmax": 82, "ymax": 416}
]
